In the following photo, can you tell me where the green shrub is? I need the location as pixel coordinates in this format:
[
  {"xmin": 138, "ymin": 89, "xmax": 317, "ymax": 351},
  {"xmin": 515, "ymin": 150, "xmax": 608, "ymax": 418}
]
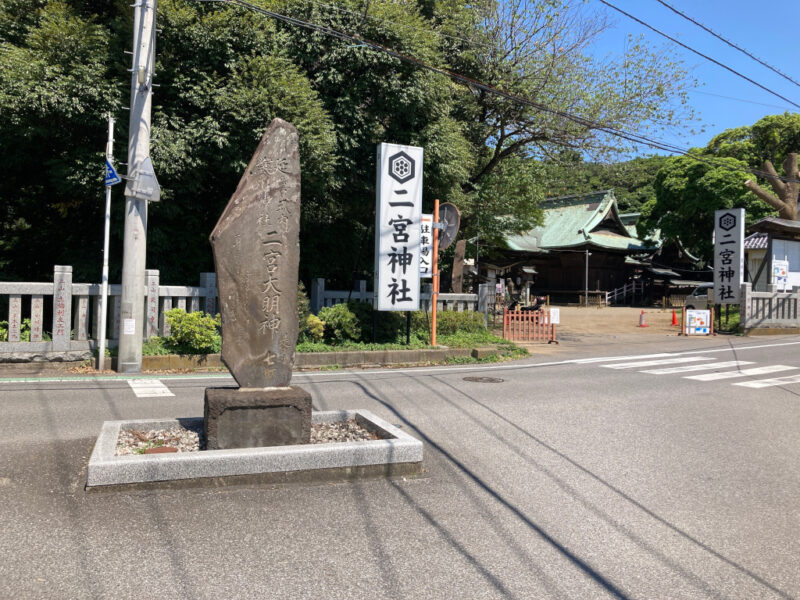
[
  {"xmin": 318, "ymin": 303, "xmax": 360, "ymax": 344},
  {"xmin": 346, "ymin": 300, "xmax": 405, "ymax": 343},
  {"xmin": 142, "ymin": 337, "xmax": 171, "ymax": 355},
  {"xmin": 411, "ymin": 310, "xmax": 486, "ymax": 342},
  {"xmin": 0, "ymin": 318, "xmax": 41, "ymax": 342},
  {"xmin": 164, "ymin": 309, "xmax": 221, "ymax": 354},
  {"xmin": 303, "ymin": 314, "xmax": 325, "ymax": 342}
]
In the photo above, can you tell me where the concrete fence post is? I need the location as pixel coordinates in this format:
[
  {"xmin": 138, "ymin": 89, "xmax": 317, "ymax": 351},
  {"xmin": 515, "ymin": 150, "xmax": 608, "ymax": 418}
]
[
  {"xmin": 310, "ymin": 278, "xmax": 325, "ymax": 314},
  {"xmin": 52, "ymin": 265, "xmax": 73, "ymax": 351},
  {"xmin": 74, "ymin": 295, "xmax": 89, "ymax": 341},
  {"xmin": 7, "ymin": 295, "xmax": 21, "ymax": 342},
  {"xmin": 358, "ymin": 279, "xmax": 367, "ymax": 302},
  {"xmin": 740, "ymin": 282, "xmax": 751, "ymax": 331},
  {"xmin": 199, "ymin": 272, "xmax": 217, "ymax": 315},
  {"xmin": 30, "ymin": 295, "xmax": 43, "ymax": 342},
  {"xmin": 145, "ymin": 269, "xmax": 159, "ymax": 339}
]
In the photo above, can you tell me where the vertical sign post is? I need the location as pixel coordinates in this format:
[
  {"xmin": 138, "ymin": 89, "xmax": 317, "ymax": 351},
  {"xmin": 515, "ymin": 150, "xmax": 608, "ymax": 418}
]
[
  {"xmin": 374, "ymin": 143, "xmax": 423, "ymax": 312},
  {"xmin": 713, "ymin": 209, "xmax": 745, "ymax": 305}
]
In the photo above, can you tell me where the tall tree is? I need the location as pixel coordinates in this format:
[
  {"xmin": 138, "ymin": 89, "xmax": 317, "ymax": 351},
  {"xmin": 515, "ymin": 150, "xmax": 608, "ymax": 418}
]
[
  {"xmin": 704, "ymin": 112, "xmax": 800, "ymax": 221},
  {"xmin": 641, "ymin": 153, "xmax": 773, "ymax": 261}
]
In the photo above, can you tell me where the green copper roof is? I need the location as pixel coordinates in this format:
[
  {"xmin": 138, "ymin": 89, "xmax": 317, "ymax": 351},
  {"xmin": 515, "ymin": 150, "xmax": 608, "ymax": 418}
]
[{"xmin": 505, "ymin": 190, "xmax": 657, "ymax": 253}]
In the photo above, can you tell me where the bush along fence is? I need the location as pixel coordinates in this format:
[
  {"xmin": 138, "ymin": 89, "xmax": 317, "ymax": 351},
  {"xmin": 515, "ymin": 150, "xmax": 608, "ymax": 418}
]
[
  {"xmin": 0, "ymin": 265, "xmax": 217, "ymax": 360},
  {"xmin": 310, "ymin": 278, "xmax": 479, "ymax": 314}
]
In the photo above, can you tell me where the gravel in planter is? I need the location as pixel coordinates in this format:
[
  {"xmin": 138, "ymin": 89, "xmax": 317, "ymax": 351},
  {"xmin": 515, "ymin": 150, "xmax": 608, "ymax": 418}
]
[{"xmin": 115, "ymin": 419, "xmax": 379, "ymax": 456}]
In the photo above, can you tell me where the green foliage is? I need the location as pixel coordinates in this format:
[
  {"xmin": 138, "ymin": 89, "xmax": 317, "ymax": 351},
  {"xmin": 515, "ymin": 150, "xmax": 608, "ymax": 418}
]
[
  {"xmin": 163, "ymin": 309, "xmax": 221, "ymax": 354},
  {"xmin": 640, "ymin": 153, "xmax": 775, "ymax": 261},
  {"xmin": 0, "ymin": 318, "xmax": 44, "ymax": 342},
  {"xmin": 1, "ymin": 0, "xmax": 698, "ymax": 285},
  {"xmin": 297, "ymin": 282, "xmax": 310, "ymax": 326},
  {"xmin": 142, "ymin": 337, "xmax": 171, "ymax": 356},
  {"xmin": 345, "ymin": 301, "xmax": 405, "ymax": 343},
  {"xmin": 540, "ymin": 153, "xmax": 668, "ymax": 215},
  {"xmin": 301, "ymin": 314, "xmax": 325, "ymax": 343},
  {"xmin": 705, "ymin": 112, "xmax": 800, "ymax": 167},
  {"xmin": 411, "ymin": 310, "xmax": 486, "ymax": 339},
  {"xmin": 318, "ymin": 303, "xmax": 360, "ymax": 345}
]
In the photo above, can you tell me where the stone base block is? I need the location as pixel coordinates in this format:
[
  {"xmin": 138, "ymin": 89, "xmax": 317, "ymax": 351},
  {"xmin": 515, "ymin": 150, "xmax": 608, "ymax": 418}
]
[{"xmin": 204, "ymin": 386, "xmax": 311, "ymax": 450}]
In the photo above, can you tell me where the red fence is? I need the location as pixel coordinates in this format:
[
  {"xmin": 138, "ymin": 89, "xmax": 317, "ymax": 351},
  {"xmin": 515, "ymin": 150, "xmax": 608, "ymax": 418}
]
[{"xmin": 502, "ymin": 309, "xmax": 557, "ymax": 343}]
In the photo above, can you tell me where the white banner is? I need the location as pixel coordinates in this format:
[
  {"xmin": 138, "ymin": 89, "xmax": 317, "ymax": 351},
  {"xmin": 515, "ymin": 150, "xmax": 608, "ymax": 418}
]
[
  {"xmin": 374, "ymin": 143, "xmax": 423, "ymax": 310},
  {"xmin": 420, "ymin": 213, "xmax": 433, "ymax": 278},
  {"xmin": 713, "ymin": 208, "xmax": 744, "ymax": 305}
]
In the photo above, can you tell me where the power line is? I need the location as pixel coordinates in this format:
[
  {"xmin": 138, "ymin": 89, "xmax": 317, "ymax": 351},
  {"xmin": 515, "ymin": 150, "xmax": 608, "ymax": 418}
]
[
  {"xmin": 191, "ymin": 0, "xmax": 800, "ymax": 183},
  {"xmin": 654, "ymin": 0, "xmax": 800, "ymax": 91},
  {"xmin": 596, "ymin": 0, "xmax": 800, "ymax": 111},
  {"xmin": 687, "ymin": 89, "xmax": 795, "ymax": 111}
]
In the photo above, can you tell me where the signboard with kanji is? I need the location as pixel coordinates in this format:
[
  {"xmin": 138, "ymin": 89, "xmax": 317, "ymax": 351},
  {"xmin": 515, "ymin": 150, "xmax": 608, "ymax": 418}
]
[
  {"xmin": 713, "ymin": 208, "xmax": 744, "ymax": 304},
  {"xmin": 420, "ymin": 213, "xmax": 433, "ymax": 278},
  {"xmin": 374, "ymin": 143, "xmax": 423, "ymax": 311}
]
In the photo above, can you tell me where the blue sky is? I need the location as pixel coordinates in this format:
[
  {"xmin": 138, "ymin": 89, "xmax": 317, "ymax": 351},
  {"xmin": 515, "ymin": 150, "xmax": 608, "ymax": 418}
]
[{"xmin": 588, "ymin": 0, "xmax": 800, "ymax": 154}]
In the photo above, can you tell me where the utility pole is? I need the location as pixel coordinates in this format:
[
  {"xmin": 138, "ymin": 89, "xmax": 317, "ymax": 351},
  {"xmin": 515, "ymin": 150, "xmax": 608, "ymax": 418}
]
[
  {"xmin": 584, "ymin": 248, "xmax": 590, "ymax": 307},
  {"xmin": 99, "ymin": 115, "xmax": 116, "ymax": 372},
  {"xmin": 118, "ymin": 0, "xmax": 159, "ymax": 372}
]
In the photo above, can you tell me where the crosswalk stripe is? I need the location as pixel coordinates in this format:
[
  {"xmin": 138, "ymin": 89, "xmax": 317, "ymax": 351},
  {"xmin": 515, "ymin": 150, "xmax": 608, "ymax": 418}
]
[
  {"xmin": 686, "ymin": 365, "xmax": 798, "ymax": 381},
  {"xmin": 734, "ymin": 373, "xmax": 800, "ymax": 388},
  {"xmin": 127, "ymin": 379, "xmax": 175, "ymax": 398},
  {"xmin": 602, "ymin": 357, "xmax": 712, "ymax": 369},
  {"xmin": 641, "ymin": 360, "xmax": 754, "ymax": 375}
]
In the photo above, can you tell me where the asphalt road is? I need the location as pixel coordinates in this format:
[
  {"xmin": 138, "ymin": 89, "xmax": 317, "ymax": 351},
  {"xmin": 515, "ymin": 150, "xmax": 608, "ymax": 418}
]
[{"xmin": 2, "ymin": 335, "xmax": 800, "ymax": 599}]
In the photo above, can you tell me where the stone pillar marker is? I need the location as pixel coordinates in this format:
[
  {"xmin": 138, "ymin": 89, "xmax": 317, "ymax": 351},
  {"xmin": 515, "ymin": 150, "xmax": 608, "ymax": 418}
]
[{"xmin": 204, "ymin": 118, "xmax": 311, "ymax": 450}]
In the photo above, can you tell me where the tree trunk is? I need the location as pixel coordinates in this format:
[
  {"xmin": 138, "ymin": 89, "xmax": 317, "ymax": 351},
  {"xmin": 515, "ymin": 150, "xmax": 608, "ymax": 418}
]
[{"xmin": 744, "ymin": 152, "xmax": 799, "ymax": 220}]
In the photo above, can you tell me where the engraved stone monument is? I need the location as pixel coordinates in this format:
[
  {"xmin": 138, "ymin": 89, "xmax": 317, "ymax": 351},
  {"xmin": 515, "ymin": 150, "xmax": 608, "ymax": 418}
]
[{"xmin": 204, "ymin": 118, "xmax": 311, "ymax": 450}]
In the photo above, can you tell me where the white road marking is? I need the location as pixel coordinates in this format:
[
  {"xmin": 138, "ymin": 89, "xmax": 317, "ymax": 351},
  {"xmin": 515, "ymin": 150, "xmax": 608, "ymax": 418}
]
[
  {"xmin": 602, "ymin": 357, "xmax": 712, "ymax": 369},
  {"xmin": 127, "ymin": 379, "xmax": 175, "ymax": 397},
  {"xmin": 686, "ymin": 365, "xmax": 798, "ymax": 381},
  {"xmin": 734, "ymin": 374, "xmax": 800, "ymax": 388},
  {"xmin": 641, "ymin": 360, "xmax": 754, "ymax": 375}
]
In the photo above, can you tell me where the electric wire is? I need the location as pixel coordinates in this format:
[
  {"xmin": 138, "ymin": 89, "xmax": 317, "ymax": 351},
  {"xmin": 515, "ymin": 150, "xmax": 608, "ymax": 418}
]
[
  {"xmin": 596, "ymin": 0, "xmax": 800, "ymax": 110},
  {"xmin": 654, "ymin": 0, "xmax": 800, "ymax": 91},
  {"xmin": 192, "ymin": 0, "xmax": 800, "ymax": 183}
]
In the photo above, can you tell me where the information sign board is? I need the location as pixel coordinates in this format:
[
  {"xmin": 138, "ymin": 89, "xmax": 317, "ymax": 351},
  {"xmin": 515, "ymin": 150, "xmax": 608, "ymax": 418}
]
[{"xmin": 686, "ymin": 309, "xmax": 711, "ymax": 335}]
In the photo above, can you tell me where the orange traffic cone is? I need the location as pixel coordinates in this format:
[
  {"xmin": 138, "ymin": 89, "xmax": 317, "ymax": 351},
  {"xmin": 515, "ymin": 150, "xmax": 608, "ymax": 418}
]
[
  {"xmin": 671, "ymin": 308, "xmax": 679, "ymax": 326},
  {"xmin": 638, "ymin": 309, "xmax": 648, "ymax": 327}
]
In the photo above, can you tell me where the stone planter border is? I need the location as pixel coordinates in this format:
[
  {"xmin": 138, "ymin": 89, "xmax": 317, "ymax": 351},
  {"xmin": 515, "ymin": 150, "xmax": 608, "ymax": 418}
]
[{"xmin": 87, "ymin": 409, "xmax": 423, "ymax": 488}]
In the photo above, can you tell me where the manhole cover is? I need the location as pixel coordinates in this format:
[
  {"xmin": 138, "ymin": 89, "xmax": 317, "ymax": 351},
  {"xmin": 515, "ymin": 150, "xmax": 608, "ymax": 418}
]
[{"xmin": 462, "ymin": 376, "xmax": 504, "ymax": 383}]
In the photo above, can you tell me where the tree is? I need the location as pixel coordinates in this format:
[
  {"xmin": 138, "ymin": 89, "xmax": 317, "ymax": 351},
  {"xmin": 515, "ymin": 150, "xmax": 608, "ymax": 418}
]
[
  {"xmin": 641, "ymin": 154, "xmax": 773, "ymax": 261},
  {"xmin": 540, "ymin": 152, "xmax": 668, "ymax": 213},
  {"xmin": 705, "ymin": 112, "xmax": 800, "ymax": 220}
]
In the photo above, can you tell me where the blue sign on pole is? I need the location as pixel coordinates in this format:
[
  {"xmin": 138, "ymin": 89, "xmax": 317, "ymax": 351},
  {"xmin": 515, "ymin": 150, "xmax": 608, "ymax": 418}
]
[{"xmin": 104, "ymin": 159, "xmax": 121, "ymax": 186}]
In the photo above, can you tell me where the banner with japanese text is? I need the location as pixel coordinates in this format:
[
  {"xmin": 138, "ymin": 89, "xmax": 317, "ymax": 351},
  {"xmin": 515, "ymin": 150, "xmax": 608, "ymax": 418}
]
[
  {"xmin": 713, "ymin": 208, "xmax": 744, "ymax": 305},
  {"xmin": 374, "ymin": 143, "xmax": 423, "ymax": 310},
  {"xmin": 420, "ymin": 213, "xmax": 433, "ymax": 278}
]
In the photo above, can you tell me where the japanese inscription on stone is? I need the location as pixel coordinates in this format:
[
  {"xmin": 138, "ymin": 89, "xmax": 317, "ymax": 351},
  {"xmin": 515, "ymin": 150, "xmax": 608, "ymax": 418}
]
[
  {"xmin": 374, "ymin": 143, "xmax": 422, "ymax": 311},
  {"xmin": 713, "ymin": 208, "xmax": 744, "ymax": 305},
  {"xmin": 210, "ymin": 118, "xmax": 301, "ymax": 388}
]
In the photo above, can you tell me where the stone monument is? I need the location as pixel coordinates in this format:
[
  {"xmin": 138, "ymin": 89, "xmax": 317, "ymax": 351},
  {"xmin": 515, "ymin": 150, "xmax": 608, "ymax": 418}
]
[{"xmin": 204, "ymin": 118, "xmax": 311, "ymax": 450}]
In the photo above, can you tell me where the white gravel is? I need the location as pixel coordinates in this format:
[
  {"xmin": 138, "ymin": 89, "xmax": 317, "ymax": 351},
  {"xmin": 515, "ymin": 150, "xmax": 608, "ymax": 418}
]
[{"xmin": 115, "ymin": 419, "xmax": 379, "ymax": 456}]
